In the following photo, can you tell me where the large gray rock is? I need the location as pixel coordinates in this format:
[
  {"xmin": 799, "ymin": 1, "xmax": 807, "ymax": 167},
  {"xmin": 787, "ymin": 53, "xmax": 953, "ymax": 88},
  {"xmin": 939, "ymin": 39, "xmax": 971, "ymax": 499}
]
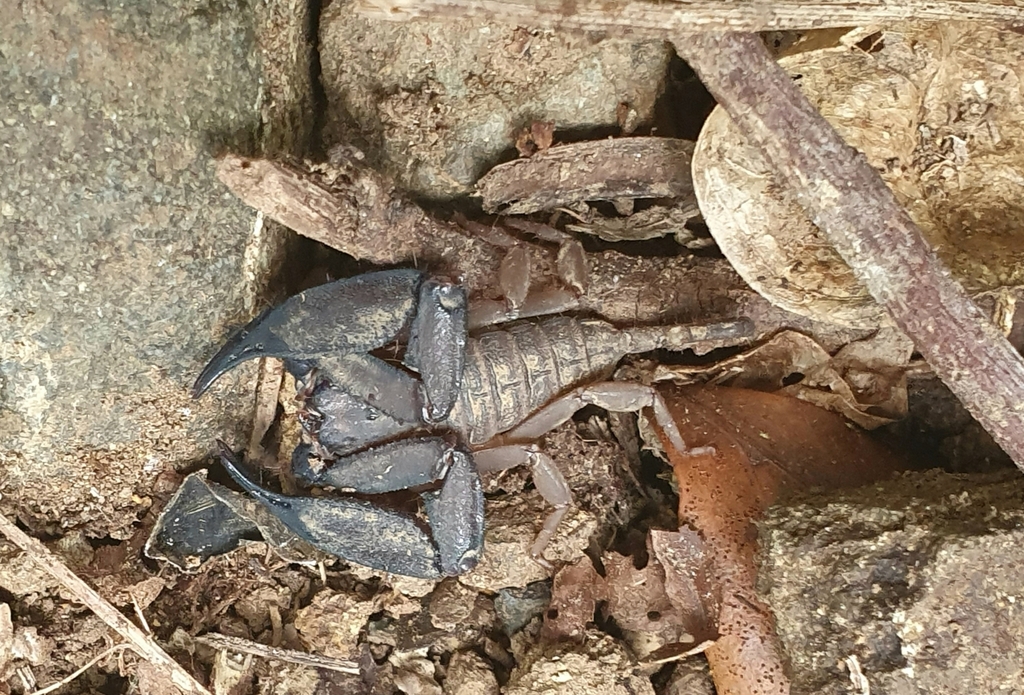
[
  {"xmin": 319, "ymin": 4, "xmax": 673, "ymax": 199},
  {"xmin": 0, "ymin": 0, "xmax": 263, "ymax": 536},
  {"xmin": 760, "ymin": 470, "xmax": 1024, "ymax": 694}
]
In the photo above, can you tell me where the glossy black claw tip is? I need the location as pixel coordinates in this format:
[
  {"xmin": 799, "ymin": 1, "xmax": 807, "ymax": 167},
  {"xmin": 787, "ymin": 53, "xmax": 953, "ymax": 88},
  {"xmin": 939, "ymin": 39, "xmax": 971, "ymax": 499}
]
[
  {"xmin": 193, "ymin": 269, "xmax": 426, "ymax": 398},
  {"xmin": 192, "ymin": 308, "xmax": 287, "ymax": 398}
]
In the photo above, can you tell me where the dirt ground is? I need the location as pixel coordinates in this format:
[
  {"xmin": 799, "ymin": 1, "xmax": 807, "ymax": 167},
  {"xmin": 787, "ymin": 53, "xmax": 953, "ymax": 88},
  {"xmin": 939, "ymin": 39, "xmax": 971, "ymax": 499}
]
[{"xmin": 2, "ymin": 2, "xmax": 1023, "ymax": 694}]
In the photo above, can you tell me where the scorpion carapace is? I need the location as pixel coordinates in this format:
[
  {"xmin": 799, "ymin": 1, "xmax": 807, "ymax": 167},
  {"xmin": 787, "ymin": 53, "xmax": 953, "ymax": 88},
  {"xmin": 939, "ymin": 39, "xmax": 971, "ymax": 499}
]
[{"xmin": 195, "ymin": 269, "xmax": 755, "ymax": 578}]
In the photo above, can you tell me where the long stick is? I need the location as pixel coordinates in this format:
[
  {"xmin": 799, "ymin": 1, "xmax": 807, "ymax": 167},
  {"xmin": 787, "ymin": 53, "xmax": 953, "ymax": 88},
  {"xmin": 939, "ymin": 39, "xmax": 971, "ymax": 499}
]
[
  {"xmin": 671, "ymin": 32, "xmax": 1024, "ymax": 469},
  {"xmin": 0, "ymin": 512, "xmax": 212, "ymax": 695},
  {"xmin": 357, "ymin": 0, "xmax": 1024, "ymax": 32}
]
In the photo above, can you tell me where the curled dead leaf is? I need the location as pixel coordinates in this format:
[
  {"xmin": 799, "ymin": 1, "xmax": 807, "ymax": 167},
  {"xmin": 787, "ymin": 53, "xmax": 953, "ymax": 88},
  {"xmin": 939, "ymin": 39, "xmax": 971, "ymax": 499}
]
[
  {"xmin": 651, "ymin": 384, "xmax": 906, "ymax": 695},
  {"xmin": 656, "ymin": 328, "xmax": 917, "ymax": 429},
  {"xmin": 544, "ymin": 532, "xmax": 719, "ymax": 663}
]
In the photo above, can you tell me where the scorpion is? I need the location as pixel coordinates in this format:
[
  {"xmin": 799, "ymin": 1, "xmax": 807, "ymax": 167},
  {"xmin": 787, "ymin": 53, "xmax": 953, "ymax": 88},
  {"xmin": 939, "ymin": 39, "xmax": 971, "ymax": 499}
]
[{"xmin": 193, "ymin": 269, "xmax": 754, "ymax": 579}]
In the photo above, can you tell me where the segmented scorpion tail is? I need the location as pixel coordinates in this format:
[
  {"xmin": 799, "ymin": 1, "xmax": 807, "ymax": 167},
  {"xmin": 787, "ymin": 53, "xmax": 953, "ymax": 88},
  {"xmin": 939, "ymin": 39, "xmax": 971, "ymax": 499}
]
[{"xmin": 624, "ymin": 318, "xmax": 756, "ymax": 355}]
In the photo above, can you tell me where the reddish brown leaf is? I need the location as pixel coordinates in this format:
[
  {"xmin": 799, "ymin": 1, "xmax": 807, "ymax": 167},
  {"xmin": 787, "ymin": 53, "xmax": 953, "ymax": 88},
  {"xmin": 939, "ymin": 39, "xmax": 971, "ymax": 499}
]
[{"xmin": 652, "ymin": 384, "xmax": 906, "ymax": 695}]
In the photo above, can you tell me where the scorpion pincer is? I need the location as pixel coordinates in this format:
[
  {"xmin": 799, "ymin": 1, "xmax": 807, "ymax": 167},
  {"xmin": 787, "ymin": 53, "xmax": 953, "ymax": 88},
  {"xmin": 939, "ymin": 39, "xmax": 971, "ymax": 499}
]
[{"xmin": 194, "ymin": 269, "xmax": 754, "ymax": 579}]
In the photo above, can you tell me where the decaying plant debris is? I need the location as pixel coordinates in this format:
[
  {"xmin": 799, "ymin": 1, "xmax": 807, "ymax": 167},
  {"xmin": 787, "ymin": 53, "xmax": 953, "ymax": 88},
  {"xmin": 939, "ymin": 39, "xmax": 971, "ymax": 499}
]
[{"xmin": 5, "ymin": 2, "xmax": 1024, "ymax": 695}]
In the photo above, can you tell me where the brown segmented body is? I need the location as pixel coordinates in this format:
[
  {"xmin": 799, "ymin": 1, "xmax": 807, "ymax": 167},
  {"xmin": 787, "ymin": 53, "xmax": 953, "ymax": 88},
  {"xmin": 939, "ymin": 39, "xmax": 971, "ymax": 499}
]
[{"xmin": 448, "ymin": 316, "xmax": 642, "ymax": 445}]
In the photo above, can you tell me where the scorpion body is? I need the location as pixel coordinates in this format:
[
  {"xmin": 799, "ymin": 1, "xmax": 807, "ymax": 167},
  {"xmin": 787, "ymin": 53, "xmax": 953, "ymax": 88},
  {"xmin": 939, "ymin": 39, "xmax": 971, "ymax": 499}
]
[
  {"xmin": 196, "ymin": 268, "xmax": 754, "ymax": 578},
  {"xmin": 451, "ymin": 316, "xmax": 742, "ymax": 446},
  {"xmin": 309, "ymin": 314, "xmax": 749, "ymax": 454}
]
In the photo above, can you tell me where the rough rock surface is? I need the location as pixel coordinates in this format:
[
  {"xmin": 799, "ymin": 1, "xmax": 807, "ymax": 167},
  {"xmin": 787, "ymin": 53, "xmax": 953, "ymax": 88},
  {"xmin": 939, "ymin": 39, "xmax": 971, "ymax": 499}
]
[
  {"xmin": 760, "ymin": 469, "xmax": 1024, "ymax": 694},
  {"xmin": 319, "ymin": 4, "xmax": 673, "ymax": 198},
  {"xmin": 1, "ymin": 0, "xmax": 263, "ymax": 536}
]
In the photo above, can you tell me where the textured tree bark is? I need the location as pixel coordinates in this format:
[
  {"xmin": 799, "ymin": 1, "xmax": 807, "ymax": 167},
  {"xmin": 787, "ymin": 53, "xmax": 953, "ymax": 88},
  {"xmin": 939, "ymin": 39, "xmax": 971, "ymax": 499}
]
[
  {"xmin": 672, "ymin": 32, "xmax": 1024, "ymax": 470},
  {"xmin": 357, "ymin": 0, "xmax": 1024, "ymax": 32}
]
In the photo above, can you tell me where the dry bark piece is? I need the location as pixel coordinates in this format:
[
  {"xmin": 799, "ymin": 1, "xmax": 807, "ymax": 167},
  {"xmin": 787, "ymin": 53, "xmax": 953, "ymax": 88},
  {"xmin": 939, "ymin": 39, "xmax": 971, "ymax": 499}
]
[
  {"xmin": 0, "ymin": 604, "xmax": 11, "ymax": 680},
  {"xmin": 209, "ymin": 650, "xmax": 254, "ymax": 695},
  {"xmin": 694, "ymin": 24, "xmax": 1024, "ymax": 329},
  {"xmin": 566, "ymin": 203, "xmax": 702, "ymax": 244},
  {"xmin": 214, "ymin": 149, "xmax": 869, "ymax": 347},
  {"xmin": 215, "ymin": 153, "xmax": 507, "ymax": 295},
  {"xmin": 196, "ymin": 633, "xmax": 359, "ymax": 675},
  {"xmin": 247, "ymin": 357, "xmax": 284, "ymax": 465},
  {"xmin": 478, "ymin": 137, "xmax": 695, "ymax": 215}
]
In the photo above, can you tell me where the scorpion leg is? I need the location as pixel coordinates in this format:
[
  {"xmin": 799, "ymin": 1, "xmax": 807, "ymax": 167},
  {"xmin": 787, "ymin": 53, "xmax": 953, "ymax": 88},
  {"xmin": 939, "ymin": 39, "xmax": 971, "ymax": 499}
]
[
  {"xmin": 194, "ymin": 269, "xmax": 424, "ymax": 397},
  {"xmin": 501, "ymin": 382, "xmax": 700, "ymax": 457},
  {"xmin": 474, "ymin": 445, "xmax": 571, "ymax": 570},
  {"xmin": 467, "ymin": 287, "xmax": 581, "ymax": 330},
  {"xmin": 498, "ymin": 245, "xmax": 531, "ymax": 319},
  {"xmin": 404, "ymin": 279, "xmax": 467, "ymax": 423},
  {"xmin": 217, "ymin": 442, "xmax": 443, "ymax": 579}
]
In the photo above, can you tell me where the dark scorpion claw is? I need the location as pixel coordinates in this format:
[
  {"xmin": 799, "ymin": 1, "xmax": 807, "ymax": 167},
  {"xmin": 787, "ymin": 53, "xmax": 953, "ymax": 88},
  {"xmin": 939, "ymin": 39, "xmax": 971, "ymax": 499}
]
[
  {"xmin": 193, "ymin": 269, "xmax": 424, "ymax": 397},
  {"xmin": 218, "ymin": 442, "xmax": 444, "ymax": 579},
  {"xmin": 404, "ymin": 279, "xmax": 467, "ymax": 423},
  {"xmin": 220, "ymin": 437, "xmax": 484, "ymax": 578}
]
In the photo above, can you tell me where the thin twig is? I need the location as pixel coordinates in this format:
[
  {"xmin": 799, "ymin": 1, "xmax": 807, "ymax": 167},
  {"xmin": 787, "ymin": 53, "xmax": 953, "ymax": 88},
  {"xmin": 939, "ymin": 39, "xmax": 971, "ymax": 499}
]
[
  {"xmin": 29, "ymin": 643, "xmax": 130, "ymax": 695},
  {"xmin": 196, "ymin": 633, "xmax": 360, "ymax": 675},
  {"xmin": 130, "ymin": 594, "xmax": 152, "ymax": 635},
  {"xmin": 0, "ymin": 512, "xmax": 212, "ymax": 695},
  {"xmin": 357, "ymin": 0, "xmax": 1024, "ymax": 33},
  {"xmin": 671, "ymin": 33, "xmax": 1024, "ymax": 469}
]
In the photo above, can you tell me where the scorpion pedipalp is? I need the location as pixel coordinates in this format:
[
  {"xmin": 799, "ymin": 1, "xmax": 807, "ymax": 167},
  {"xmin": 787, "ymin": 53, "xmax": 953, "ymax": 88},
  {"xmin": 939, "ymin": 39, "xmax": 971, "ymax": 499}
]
[
  {"xmin": 232, "ymin": 436, "xmax": 485, "ymax": 577},
  {"xmin": 423, "ymin": 448, "xmax": 485, "ymax": 575},
  {"xmin": 217, "ymin": 441, "xmax": 445, "ymax": 579},
  {"xmin": 404, "ymin": 278, "xmax": 468, "ymax": 423},
  {"xmin": 192, "ymin": 268, "xmax": 424, "ymax": 397}
]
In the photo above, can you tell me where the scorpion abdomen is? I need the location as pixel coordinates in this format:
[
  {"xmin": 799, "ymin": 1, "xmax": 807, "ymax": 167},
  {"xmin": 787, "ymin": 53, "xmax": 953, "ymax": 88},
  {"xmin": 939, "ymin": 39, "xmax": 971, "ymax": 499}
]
[{"xmin": 455, "ymin": 317, "xmax": 631, "ymax": 444}]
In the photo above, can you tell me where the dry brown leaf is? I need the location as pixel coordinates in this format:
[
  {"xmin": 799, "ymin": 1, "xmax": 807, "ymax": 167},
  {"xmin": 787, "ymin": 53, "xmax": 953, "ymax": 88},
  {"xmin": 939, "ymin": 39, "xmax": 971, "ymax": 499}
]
[
  {"xmin": 543, "ymin": 557, "xmax": 602, "ymax": 643},
  {"xmin": 544, "ymin": 533, "xmax": 719, "ymax": 662},
  {"xmin": 294, "ymin": 592, "xmax": 380, "ymax": 662},
  {"xmin": 653, "ymin": 384, "xmax": 906, "ymax": 695},
  {"xmin": 127, "ymin": 577, "xmax": 167, "ymax": 613},
  {"xmin": 650, "ymin": 529, "xmax": 719, "ymax": 647},
  {"xmin": 655, "ymin": 328, "xmax": 916, "ymax": 429}
]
